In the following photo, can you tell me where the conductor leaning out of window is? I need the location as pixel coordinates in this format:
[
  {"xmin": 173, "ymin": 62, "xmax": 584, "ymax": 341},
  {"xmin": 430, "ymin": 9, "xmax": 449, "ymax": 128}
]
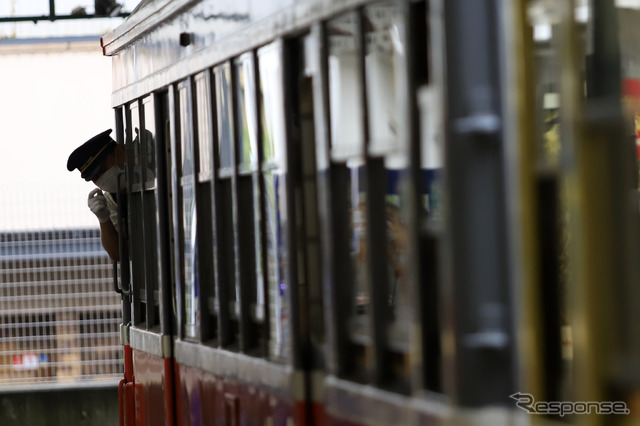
[{"xmin": 67, "ymin": 129, "xmax": 125, "ymax": 261}]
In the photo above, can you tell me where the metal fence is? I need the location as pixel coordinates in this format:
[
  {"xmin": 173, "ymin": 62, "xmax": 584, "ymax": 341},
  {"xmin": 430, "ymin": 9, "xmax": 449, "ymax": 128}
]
[{"xmin": 0, "ymin": 182, "xmax": 122, "ymax": 387}]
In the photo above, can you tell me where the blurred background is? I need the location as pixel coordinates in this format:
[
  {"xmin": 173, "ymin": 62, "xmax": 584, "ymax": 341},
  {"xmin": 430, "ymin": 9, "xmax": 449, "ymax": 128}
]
[{"xmin": 0, "ymin": 2, "xmax": 138, "ymax": 424}]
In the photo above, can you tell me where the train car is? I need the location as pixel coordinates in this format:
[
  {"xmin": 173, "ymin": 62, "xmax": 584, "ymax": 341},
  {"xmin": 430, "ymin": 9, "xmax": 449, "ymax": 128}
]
[{"xmin": 100, "ymin": 0, "xmax": 640, "ymax": 425}]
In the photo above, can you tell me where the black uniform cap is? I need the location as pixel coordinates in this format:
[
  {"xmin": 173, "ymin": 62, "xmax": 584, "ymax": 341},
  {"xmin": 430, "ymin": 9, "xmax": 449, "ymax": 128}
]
[{"xmin": 67, "ymin": 129, "xmax": 116, "ymax": 181}]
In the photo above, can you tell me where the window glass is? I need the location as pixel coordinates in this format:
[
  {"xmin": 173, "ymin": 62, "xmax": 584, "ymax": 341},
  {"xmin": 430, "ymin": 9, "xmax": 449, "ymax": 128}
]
[
  {"xmin": 385, "ymin": 162, "xmax": 410, "ymax": 345},
  {"xmin": 182, "ymin": 182, "xmax": 198, "ymax": 338},
  {"xmin": 216, "ymin": 180, "xmax": 237, "ymax": 310},
  {"xmin": 539, "ymin": 92, "xmax": 561, "ymax": 168},
  {"xmin": 214, "ymin": 63, "xmax": 234, "ymax": 171},
  {"xmin": 347, "ymin": 162, "xmax": 369, "ymax": 337},
  {"xmin": 127, "ymin": 101, "xmax": 146, "ymax": 326},
  {"xmin": 253, "ymin": 176, "xmax": 265, "ymax": 313},
  {"xmin": 128, "ymin": 101, "xmax": 143, "ymax": 189},
  {"xmin": 142, "ymin": 95, "xmax": 160, "ymax": 327},
  {"xmin": 258, "ymin": 43, "xmax": 287, "ymax": 168},
  {"xmin": 179, "ymin": 82, "xmax": 195, "ymax": 177},
  {"xmin": 364, "ymin": 4, "xmax": 403, "ymax": 154},
  {"xmin": 141, "ymin": 98, "xmax": 157, "ymax": 190},
  {"xmin": 179, "ymin": 82, "xmax": 199, "ymax": 339},
  {"xmin": 419, "ymin": 87, "xmax": 444, "ymax": 217},
  {"xmin": 263, "ymin": 170, "xmax": 290, "ymax": 360},
  {"xmin": 328, "ymin": 13, "xmax": 364, "ymax": 161},
  {"xmin": 364, "ymin": 3, "xmax": 412, "ymax": 347},
  {"xmin": 258, "ymin": 41, "xmax": 290, "ymax": 359},
  {"xmin": 235, "ymin": 54, "xmax": 258, "ymax": 171},
  {"xmin": 211, "ymin": 63, "xmax": 238, "ymax": 340},
  {"xmin": 195, "ymin": 71, "xmax": 213, "ymax": 180}
]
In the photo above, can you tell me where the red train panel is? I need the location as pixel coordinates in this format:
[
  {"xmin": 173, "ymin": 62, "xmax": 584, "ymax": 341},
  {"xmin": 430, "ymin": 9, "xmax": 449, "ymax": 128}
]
[
  {"xmin": 175, "ymin": 362, "xmax": 299, "ymax": 426},
  {"xmin": 132, "ymin": 349, "xmax": 173, "ymax": 426}
]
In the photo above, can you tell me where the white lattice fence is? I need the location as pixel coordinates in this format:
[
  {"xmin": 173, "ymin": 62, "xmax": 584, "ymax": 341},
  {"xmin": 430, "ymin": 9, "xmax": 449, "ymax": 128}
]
[{"xmin": 0, "ymin": 183, "xmax": 122, "ymax": 386}]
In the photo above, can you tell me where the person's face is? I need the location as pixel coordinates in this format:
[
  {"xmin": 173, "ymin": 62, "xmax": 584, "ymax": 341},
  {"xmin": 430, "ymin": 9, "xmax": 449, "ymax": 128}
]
[
  {"xmin": 90, "ymin": 144, "xmax": 125, "ymax": 185},
  {"xmin": 90, "ymin": 152, "xmax": 116, "ymax": 186}
]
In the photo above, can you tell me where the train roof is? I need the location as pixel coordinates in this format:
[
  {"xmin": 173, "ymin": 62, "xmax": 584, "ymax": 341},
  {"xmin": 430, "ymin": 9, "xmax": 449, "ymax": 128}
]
[
  {"xmin": 100, "ymin": 0, "xmax": 194, "ymax": 56},
  {"xmin": 101, "ymin": 0, "xmax": 374, "ymax": 104},
  {"xmin": 100, "ymin": 0, "xmax": 369, "ymax": 56}
]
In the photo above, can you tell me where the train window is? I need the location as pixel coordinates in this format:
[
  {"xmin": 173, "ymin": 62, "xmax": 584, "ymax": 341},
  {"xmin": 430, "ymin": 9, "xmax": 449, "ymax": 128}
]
[
  {"xmin": 141, "ymin": 95, "xmax": 160, "ymax": 328},
  {"xmin": 141, "ymin": 133, "xmax": 156, "ymax": 189},
  {"xmin": 195, "ymin": 71, "xmax": 214, "ymax": 181},
  {"xmin": 182, "ymin": 181, "xmax": 198, "ymax": 339},
  {"xmin": 234, "ymin": 52, "xmax": 264, "ymax": 351},
  {"xmin": 235, "ymin": 53, "xmax": 258, "ymax": 172},
  {"xmin": 262, "ymin": 169, "xmax": 290, "ymax": 359},
  {"xmin": 212, "ymin": 64, "xmax": 239, "ymax": 347},
  {"xmin": 347, "ymin": 161, "xmax": 370, "ymax": 339},
  {"xmin": 420, "ymin": 87, "xmax": 443, "ymax": 217},
  {"xmin": 258, "ymin": 42, "xmax": 291, "ymax": 360},
  {"xmin": 364, "ymin": 4, "xmax": 402, "ymax": 155},
  {"xmin": 113, "ymin": 106, "xmax": 132, "ymax": 326},
  {"xmin": 126, "ymin": 100, "xmax": 148, "ymax": 326},
  {"xmin": 254, "ymin": 176, "xmax": 265, "ymax": 315},
  {"xmin": 406, "ymin": 0, "xmax": 442, "ymax": 392},
  {"xmin": 528, "ymin": 1, "xmax": 571, "ymax": 399},
  {"xmin": 194, "ymin": 71, "xmax": 218, "ymax": 342},
  {"xmin": 383, "ymin": 163, "xmax": 410, "ymax": 348},
  {"xmin": 214, "ymin": 63, "xmax": 235, "ymax": 173},
  {"xmin": 128, "ymin": 102, "xmax": 144, "ymax": 191},
  {"xmin": 178, "ymin": 80, "xmax": 199, "ymax": 339},
  {"xmin": 324, "ymin": 7, "xmax": 417, "ymax": 387},
  {"xmin": 292, "ymin": 33, "xmax": 325, "ymax": 366},
  {"xmin": 364, "ymin": 3, "xmax": 411, "ymax": 351},
  {"xmin": 258, "ymin": 43, "xmax": 287, "ymax": 167},
  {"xmin": 328, "ymin": 12, "xmax": 364, "ymax": 161},
  {"xmin": 327, "ymin": 14, "xmax": 371, "ymax": 345},
  {"xmin": 180, "ymin": 84, "xmax": 196, "ymax": 178}
]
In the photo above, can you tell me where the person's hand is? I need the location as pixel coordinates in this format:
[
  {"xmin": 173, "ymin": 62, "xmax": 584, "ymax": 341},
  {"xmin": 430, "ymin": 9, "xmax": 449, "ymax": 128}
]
[{"xmin": 88, "ymin": 188, "xmax": 110, "ymax": 223}]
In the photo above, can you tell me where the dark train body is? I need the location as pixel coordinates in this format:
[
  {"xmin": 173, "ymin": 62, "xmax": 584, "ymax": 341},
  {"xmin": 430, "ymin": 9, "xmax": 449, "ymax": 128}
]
[{"xmin": 101, "ymin": 0, "xmax": 640, "ymax": 425}]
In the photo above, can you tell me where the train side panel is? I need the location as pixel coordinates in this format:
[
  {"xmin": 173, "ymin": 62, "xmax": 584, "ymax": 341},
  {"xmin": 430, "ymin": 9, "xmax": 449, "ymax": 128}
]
[
  {"xmin": 132, "ymin": 349, "xmax": 170, "ymax": 426},
  {"xmin": 175, "ymin": 362, "xmax": 297, "ymax": 426}
]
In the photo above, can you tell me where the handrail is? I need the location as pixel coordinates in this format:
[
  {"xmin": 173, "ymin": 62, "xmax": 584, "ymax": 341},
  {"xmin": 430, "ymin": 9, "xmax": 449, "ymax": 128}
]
[
  {"xmin": 112, "ymin": 260, "xmax": 122, "ymax": 295},
  {"xmin": 116, "ymin": 171, "xmax": 131, "ymax": 296}
]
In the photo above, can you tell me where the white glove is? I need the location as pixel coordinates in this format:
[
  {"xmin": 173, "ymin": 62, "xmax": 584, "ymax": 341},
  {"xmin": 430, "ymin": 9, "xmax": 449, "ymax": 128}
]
[{"xmin": 88, "ymin": 188, "xmax": 111, "ymax": 223}]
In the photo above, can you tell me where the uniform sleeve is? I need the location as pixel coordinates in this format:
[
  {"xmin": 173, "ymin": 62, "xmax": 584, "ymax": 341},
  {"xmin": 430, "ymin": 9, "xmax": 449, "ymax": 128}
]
[{"xmin": 104, "ymin": 192, "xmax": 120, "ymax": 232}]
